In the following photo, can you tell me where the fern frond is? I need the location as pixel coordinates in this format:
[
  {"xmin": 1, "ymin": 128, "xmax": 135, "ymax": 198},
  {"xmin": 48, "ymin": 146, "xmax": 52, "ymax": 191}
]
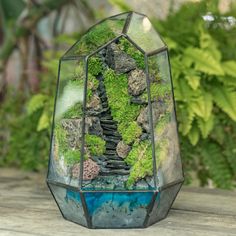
[
  {"xmin": 191, "ymin": 92, "xmax": 213, "ymax": 121},
  {"xmin": 222, "ymin": 61, "xmax": 236, "ymax": 77},
  {"xmin": 37, "ymin": 110, "xmax": 50, "ymax": 132},
  {"xmin": 27, "ymin": 94, "xmax": 47, "ymax": 116},
  {"xmin": 212, "ymin": 85, "xmax": 236, "ymax": 121},
  {"xmin": 188, "ymin": 122, "xmax": 200, "ymax": 146},
  {"xmin": 201, "ymin": 142, "xmax": 233, "ymax": 189},
  {"xmin": 184, "ymin": 47, "xmax": 224, "ymax": 76},
  {"xmin": 197, "ymin": 115, "xmax": 214, "ymax": 138}
]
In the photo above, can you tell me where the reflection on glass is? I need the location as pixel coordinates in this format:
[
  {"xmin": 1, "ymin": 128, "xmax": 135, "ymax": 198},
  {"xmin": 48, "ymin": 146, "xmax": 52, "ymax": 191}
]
[
  {"xmin": 127, "ymin": 13, "xmax": 165, "ymax": 53},
  {"xmin": 48, "ymin": 184, "xmax": 87, "ymax": 226},
  {"xmin": 148, "ymin": 51, "xmax": 183, "ymax": 186},
  {"xmin": 63, "ymin": 14, "xmax": 128, "ymax": 58},
  {"xmin": 48, "ymin": 59, "xmax": 85, "ymax": 187}
]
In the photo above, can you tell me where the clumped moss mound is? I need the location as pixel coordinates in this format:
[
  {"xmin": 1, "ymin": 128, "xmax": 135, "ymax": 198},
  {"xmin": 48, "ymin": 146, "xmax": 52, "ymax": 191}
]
[
  {"xmin": 85, "ymin": 134, "xmax": 106, "ymax": 156},
  {"xmin": 74, "ymin": 18, "xmax": 126, "ymax": 55}
]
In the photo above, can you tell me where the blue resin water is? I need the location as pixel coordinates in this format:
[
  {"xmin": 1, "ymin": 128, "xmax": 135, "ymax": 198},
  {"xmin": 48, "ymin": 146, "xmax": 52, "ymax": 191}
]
[
  {"xmin": 84, "ymin": 192, "xmax": 153, "ymax": 215},
  {"xmin": 66, "ymin": 189, "xmax": 82, "ymax": 203},
  {"xmin": 66, "ymin": 189, "xmax": 155, "ymax": 227},
  {"xmin": 66, "ymin": 190, "xmax": 153, "ymax": 214}
]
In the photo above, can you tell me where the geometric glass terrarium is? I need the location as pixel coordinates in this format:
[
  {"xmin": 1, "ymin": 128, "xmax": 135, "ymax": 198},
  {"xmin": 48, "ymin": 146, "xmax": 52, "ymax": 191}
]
[{"xmin": 47, "ymin": 11, "xmax": 184, "ymax": 229}]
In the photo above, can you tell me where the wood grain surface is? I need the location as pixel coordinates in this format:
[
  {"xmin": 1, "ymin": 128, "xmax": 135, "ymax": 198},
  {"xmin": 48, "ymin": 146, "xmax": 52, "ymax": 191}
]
[{"xmin": 0, "ymin": 169, "xmax": 236, "ymax": 236}]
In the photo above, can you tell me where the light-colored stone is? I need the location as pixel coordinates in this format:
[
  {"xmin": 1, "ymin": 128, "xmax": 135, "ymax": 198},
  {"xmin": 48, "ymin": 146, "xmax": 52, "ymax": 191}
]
[
  {"xmin": 87, "ymin": 94, "xmax": 101, "ymax": 111},
  {"xmin": 128, "ymin": 69, "xmax": 147, "ymax": 96},
  {"xmin": 116, "ymin": 141, "xmax": 131, "ymax": 158}
]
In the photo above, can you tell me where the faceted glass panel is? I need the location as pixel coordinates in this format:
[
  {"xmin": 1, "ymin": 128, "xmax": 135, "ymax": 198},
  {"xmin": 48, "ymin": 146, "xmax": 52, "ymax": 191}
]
[
  {"xmin": 84, "ymin": 191, "xmax": 154, "ymax": 228},
  {"xmin": 48, "ymin": 59, "xmax": 85, "ymax": 187},
  {"xmin": 48, "ymin": 183, "xmax": 87, "ymax": 227},
  {"xmin": 148, "ymin": 51, "xmax": 183, "ymax": 187},
  {"xmin": 146, "ymin": 182, "xmax": 182, "ymax": 226},
  {"xmin": 82, "ymin": 37, "xmax": 155, "ymax": 191},
  {"xmin": 127, "ymin": 13, "xmax": 165, "ymax": 53},
  {"xmin": 63, "ymin": 14, "xmax": 128, "ymax": 58}
]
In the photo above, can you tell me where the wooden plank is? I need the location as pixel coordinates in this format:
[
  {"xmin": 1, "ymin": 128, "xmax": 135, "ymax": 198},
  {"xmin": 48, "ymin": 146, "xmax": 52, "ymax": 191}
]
[
  {"xmin": 0, "ymin": 169, "xmax": 236, "ymax": 236},
  {"xmin": 174, "ymin": 186, "xmax": 236, "ymax": 216}
]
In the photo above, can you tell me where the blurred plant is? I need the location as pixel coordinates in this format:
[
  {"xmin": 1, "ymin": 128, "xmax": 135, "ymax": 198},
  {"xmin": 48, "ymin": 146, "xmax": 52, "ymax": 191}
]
[
  {"xmin": 150, "ymin": 0, "xmax": 236, "ymax": 188},
  {"xmin": 0, "ymin": 0, "xmax": 93, "ymax": 170}
]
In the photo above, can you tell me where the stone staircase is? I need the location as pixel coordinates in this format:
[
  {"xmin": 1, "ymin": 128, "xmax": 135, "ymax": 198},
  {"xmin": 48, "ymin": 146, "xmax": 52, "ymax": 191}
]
[{"xmin": 96, "ymin": 75, "xmax": 130, "ymax": 176}]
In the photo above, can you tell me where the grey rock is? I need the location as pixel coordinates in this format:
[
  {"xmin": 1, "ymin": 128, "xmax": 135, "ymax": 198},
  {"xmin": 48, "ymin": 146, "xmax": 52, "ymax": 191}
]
[
  {"xmin": 146, "ymin": 176, "xmax": 155, "ymax": 188},
  {"xmin": 128, "ymin": 69, "xmax": 147, "ymax": 96},
  {"xmin": 135, "ymin": 179, "xmax": 149, "ymax": 189},
  {"xmin": 130, "ymin": 97, "xmax": 148, "ymax": 105},
  {"xmin": 99, "ymin": 169, "xmax": 130, "ymax": 175},
  {"xmin": 87, "ymin": 93, "xmax": 102, "ymax": 111},
  {"xmin": 140, "ymin": 133, "xmax": 150, "ymax": 141},
  {"xmin": 104, "ymin": 150, "xmax": 117, "ymax": 155},
  {"xmin": 152, "ymin": 101, "xmax": 167, "ymax": 123},
  {"xmin": 137, "ymin": 106, "xmax": 150, "ymax": 132},
  {"xmin": 103, "ymin": 154, "xmax": 122, "ymax": 160},
  {"xmin": 85, "ymin": 117, "xmax": 103, "ymax": 136},
  {"xmin": 116, "ymin": 141, "xmax": 131, "ymax": 158},
  {"xmin": 137, "ymin": 102, "xmax": 166, "ymax": 132},
  {"xmin": 61, "ymin": 119, "xmax": 83, "ymax": 148},
  {"xmin": 85, "ymin": 110, "xmax": 101, "ymax": 116},
  {"xmin": 106, "ymin": 43, "xmax": 136, "ymax": 73}
]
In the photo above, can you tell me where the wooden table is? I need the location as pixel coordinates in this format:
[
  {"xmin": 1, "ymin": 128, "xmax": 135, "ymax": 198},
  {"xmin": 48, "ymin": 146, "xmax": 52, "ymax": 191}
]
[{"xmin": 0, "ymin": 168, "xmax": 236, "ymax": 236}]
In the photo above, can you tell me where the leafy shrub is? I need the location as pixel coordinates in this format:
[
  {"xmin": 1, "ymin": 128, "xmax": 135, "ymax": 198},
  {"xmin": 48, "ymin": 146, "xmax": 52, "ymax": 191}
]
[{"xmin": 152, "ymin": 0, "xmax": 236, "ymax": 188}]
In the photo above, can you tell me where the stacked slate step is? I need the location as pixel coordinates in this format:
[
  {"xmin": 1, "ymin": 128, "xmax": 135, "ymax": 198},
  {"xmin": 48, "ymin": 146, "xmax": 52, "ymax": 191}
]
[{"xmin": 96, "ymin": 75, "xmax": 130, "ymax": 176}]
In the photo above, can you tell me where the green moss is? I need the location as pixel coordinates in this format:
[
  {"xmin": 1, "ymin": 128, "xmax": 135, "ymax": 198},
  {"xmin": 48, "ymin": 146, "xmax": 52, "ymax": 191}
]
[
  {"xmin": 125, "ymin": 140, "xmax": 153, "ymax": 187},
  {"xmin": 54, "ymin": 123, "xmax": 81, "ymax": 165},
  {"xmin": 155, "ymin": 139, "xmax": 169, "ymax": 168},
  {"xmin": 62, "ymin": 102, "xmax": 83, "ymax": 119},
  {"xmin": 141, "ymin": 82, "xmax": 171, "ymax": 102},
  {"xmin": 87, "ymin": 73, "xmax": 100, "ymax": 103},
  {"xmin": 120, "ymin": 121, "xmax": 142, "ymax": 144},
  {"xmin": 155, "ymin": 113, "xmax": 171, "ymax": 135},
  {"xmin": 76, "ymin": 19, "xmax": 125, "ymax": 54},
  {"xmin": 88, "ymin": 57, "xmax": 103, "ymax": 76},
  {"xmin": 67, "ymin": 78, "xmax": 84, "ymax": 87},
  {"xmin": 103, "ymin": 69, "xmax": 142, "ymax": 144},
  {"xmin": 85, "ymin": 134, "xmax": 106, "ymax": 156},
  {"xmin": 54, "ymin": 123, "xmax": 67, "ymax": 151},
  {"xmin": 74, "ymin": 62, "xmax": 85, "ymax": 79},
  {"xmin": 89, "ymin": 75, "xmax": 99, "ymax": 90},
  {"xmin": 119, "ymin": 37, "xmax": 145, "ymax": 69},
  {"xmin": 63, "ymin": 149, "xmax": 81, "ymax": 165}
]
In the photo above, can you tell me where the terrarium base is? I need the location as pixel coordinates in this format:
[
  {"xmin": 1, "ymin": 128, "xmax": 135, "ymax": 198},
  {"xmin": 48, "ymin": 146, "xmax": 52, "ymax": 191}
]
[{"xmin": 47, "ymin": 180, "xmax": 183, "ymax": 229}]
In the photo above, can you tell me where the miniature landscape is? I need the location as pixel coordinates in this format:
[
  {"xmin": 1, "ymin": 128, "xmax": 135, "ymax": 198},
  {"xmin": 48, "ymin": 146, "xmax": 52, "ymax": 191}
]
[{"xmin": 50, "ymin": 16, "xmax": 176, "ymax": 191}]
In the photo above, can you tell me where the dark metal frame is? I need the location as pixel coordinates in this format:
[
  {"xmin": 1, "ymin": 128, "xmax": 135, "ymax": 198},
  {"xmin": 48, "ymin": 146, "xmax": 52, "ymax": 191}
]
[{"xmin": 47, "ymin": 11, "xmax": 185, "ymax": 229}]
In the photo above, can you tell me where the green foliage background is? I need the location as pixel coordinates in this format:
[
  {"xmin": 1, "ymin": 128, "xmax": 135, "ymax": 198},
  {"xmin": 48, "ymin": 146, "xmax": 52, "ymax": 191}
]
[
  {"xmin": 0, "ymin": 0, "xmax": 236, "ymax": 189},
  {"xmin": 154, "ymin": 1, "xmax": 236, "ymax": 188}
]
